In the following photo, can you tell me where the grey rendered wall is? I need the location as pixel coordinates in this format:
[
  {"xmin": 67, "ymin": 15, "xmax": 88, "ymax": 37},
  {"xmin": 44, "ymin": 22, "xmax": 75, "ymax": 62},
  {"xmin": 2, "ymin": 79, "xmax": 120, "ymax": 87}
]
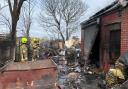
[{"xmin": 84, "ymin": 25, "xmax": 99, "ymax": 59}]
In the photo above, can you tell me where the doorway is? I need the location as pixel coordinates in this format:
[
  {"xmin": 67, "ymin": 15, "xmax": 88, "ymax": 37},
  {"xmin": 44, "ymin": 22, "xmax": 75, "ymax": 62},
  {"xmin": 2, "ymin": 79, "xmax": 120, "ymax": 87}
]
[
  {"xmin": 88, "ymin": 31, "xmax": 100, "ymax": 68},
  {"xmin": 109, "ymin": 30, "xmax": 121, "ymax": 63}
]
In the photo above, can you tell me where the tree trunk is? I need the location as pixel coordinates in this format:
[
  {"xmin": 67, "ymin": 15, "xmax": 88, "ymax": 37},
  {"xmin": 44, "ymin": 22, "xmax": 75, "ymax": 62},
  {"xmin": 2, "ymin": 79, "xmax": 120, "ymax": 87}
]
[
  {"xmin": 66, "ymin": 23, "xmax": 69, "ymax": 40},
  {"xmin": 58, "ymin": 26, "xmax": 65, "ymax": 48},
  {"xmin": 27, "ymin": 27, "xmax": 32, "ymax": 61},
  {"xmin": 10, "ymin": 20, "xmax": 17, "ymax": 61}
]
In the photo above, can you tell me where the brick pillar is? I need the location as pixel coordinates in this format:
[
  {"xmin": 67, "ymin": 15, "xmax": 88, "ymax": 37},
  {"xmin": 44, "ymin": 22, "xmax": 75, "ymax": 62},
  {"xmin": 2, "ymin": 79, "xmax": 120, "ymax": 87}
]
[
  {"xmin": 121, "ymin": 7, "xmax": 128, "ymax": 54},
  {"xmin": 81, "ymin": 29, "xmax": 85, "ymax": 56}
]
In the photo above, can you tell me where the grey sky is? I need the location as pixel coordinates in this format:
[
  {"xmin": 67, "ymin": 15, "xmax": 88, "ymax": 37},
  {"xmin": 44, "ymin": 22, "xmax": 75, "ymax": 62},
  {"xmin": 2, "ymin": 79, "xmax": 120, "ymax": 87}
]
[{"xmin": 0, "ymin": 0, "xmax": 115, "ymax": 38}]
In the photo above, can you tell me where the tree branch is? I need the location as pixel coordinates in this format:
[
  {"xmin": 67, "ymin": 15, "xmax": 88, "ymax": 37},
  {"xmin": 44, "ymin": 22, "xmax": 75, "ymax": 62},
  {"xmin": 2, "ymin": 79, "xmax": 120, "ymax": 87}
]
[
  {"xmin": 17, "ymin": 0, "xmax": 27, "ymax": 16},
  {"xmin": 8, "ymin": 0, "xmax": 13, "ymax": 16},
  {"xmin": 0, "ymin": 14, "xmax": 11, "ymax": 30}
]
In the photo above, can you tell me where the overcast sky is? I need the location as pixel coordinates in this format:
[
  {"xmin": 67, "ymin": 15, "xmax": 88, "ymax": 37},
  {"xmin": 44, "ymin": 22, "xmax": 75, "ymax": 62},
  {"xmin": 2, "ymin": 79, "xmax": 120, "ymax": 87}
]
[
  {"xmin": 82, "ymin": 0, "xmax": 115, "ymax": 21},
  {"xmin": 0, "ymin": 0, "xmax": 115, "ymax": 38}
]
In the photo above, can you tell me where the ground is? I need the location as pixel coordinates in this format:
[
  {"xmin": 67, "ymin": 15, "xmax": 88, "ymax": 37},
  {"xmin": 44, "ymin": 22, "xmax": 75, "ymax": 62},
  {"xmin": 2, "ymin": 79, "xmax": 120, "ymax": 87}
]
[{"xmin": 56, "ymin": 55, "xmax": 102, "ymax": 89}]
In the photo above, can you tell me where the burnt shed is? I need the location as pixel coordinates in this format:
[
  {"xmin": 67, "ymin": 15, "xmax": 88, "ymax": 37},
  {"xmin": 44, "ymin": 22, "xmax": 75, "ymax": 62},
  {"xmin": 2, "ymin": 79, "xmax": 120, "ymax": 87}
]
[{"xmin": 81, "ymin": 1, "xmax": 128, "ymax": 71}]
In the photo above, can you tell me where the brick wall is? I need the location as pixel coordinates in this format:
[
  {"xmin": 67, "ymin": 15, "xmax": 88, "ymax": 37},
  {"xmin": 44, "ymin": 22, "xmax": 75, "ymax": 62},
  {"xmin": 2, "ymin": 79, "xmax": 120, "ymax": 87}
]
[
  {"xmin": 121, "ymin": 7, "xmax": 128, "ymax": 54},
  {"xmin": 101, "ymin": 7, "xmax": 128, "ymax": 55},
  {"xmin": 100, "ymin": 10, "xmax": 121, "ymax": 71},
  {"xmin": 81, "ymin": 29, "xmax": 85, "ymax": 56}
]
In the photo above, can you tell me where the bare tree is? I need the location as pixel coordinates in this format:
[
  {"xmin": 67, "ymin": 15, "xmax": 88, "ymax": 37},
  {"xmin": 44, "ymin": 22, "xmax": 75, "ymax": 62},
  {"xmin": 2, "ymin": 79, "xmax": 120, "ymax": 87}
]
[
  {"xmin": 39, "ymin": 0, "xmax": 85, "ymax": 43},
  {"xmin": 7, "ymin": 0, "xmax": 27, "ymax": 60},
  {"xmin": 0, "ymin": 4, "xmax": 11, "ymax": 30},
  {"xmin": 0, "ymin": 14, "xmax": 11, "ymax": 31},
  {"xmin": 61, "ymin": 0, "xmax": 85, "ymax": 40},
  {"xmin": 19, "ymin": 0, "xmax": 35, "ymax": 37},
  {"xmin": 39, "ymin": 0, "xmax": 65, "ymax": 44}
]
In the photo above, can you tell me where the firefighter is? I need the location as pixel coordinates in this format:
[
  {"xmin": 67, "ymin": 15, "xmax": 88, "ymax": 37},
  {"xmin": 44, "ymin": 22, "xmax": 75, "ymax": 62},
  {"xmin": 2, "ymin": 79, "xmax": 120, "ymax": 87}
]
[
  {"xmin": 31, "ymin": 38, "xmax": 40, "ymax": 61},
  {"xmin": 20, "ymin": 37, "xmax": 28, "ymax": 62}
]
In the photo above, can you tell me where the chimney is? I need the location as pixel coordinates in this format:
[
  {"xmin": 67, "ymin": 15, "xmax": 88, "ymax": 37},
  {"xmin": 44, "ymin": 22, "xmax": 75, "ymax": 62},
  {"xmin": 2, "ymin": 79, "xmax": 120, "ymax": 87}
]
[{"xmin": 118, "ymin": 0, "xmax": 128, "ymax": 7}]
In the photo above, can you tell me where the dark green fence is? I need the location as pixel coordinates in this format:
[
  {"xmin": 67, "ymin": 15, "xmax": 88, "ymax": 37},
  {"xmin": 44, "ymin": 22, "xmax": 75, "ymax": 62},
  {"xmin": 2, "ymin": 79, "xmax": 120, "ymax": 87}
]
[{"xmin": 0, "ymin": 38, "xmax": 12, "ymax": 67}]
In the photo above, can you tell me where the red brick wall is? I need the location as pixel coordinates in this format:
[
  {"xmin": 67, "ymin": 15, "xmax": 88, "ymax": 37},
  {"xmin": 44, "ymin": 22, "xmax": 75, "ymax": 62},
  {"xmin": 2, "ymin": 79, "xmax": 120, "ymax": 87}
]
[
  {"xmin": 81, "ymin": 29, "xmax": 85, "ymax": 56},
  {"xmin": 0, "ymin": 67, "xmax": 57, "ymax": 89},
  {"xmin": 100, "ymin": 10, "xmax": 121, "ymax": 71},
  {"xmin": 121, "ymin": 7, "xmax": 128, "ymax": 54}
]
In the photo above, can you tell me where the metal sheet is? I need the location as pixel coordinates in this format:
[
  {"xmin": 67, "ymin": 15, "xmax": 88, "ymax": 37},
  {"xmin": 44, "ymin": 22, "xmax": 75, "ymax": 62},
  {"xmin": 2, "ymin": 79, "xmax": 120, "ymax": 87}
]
[{"xmin": 84, "ymin": 25, "xmax": 99, "ymax": 59}]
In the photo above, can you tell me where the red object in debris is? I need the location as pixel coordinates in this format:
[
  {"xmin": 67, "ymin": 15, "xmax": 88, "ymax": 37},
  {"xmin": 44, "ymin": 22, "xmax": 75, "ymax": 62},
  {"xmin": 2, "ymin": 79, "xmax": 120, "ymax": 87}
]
[{"xmin": 103, "ymin": 63, "xmax": 110, "ymax": 73}]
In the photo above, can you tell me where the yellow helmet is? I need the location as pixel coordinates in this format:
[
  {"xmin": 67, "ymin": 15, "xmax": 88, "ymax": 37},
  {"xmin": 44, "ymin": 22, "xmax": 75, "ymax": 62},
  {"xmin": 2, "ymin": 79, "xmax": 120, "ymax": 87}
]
[
  {"xmin": 33, "ymin": 38, "xmax": 39, "ymax": 43},
  {"xmin": 21, "ymin": 37, "xmax": 28, "ymax": 44}
]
